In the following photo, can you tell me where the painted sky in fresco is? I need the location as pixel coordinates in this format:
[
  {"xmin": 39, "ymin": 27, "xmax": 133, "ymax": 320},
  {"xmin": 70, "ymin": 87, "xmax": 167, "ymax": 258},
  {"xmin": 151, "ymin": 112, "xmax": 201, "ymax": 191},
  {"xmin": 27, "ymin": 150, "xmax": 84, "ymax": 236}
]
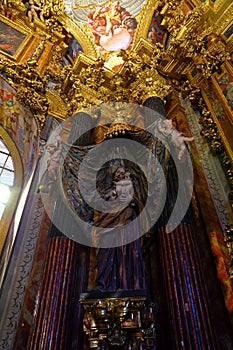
[
  {"xmin": 65, "ymin": 0, "xmax": 146, "ymax": 23},
  {"xmin": 65, "ymin": 0, "xmax": 146, "ymax": 53}
]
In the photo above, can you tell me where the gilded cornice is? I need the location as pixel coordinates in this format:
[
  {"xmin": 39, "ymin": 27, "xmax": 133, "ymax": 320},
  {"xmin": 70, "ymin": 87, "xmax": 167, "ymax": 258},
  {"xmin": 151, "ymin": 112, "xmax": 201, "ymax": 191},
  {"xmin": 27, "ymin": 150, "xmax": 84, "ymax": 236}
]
[
  {"xmin": 131, "ymin": 69, "xmax": 172, "ymax": 104},
  {"xmin": 49, "ymin": 42, "xmax": 172, "ymax": 115},
  {"xmin": 0, "ymin": 55, "xmax": 49, "ymax": 132}
]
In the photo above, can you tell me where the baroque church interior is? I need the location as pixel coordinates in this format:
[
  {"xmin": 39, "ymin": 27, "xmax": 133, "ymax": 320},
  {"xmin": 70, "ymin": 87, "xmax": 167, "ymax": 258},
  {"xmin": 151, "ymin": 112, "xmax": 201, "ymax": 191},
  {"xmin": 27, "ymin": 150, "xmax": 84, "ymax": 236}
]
[{"xmin": 0, "ymin": 0, "xmax": 233, "ymax": 349}]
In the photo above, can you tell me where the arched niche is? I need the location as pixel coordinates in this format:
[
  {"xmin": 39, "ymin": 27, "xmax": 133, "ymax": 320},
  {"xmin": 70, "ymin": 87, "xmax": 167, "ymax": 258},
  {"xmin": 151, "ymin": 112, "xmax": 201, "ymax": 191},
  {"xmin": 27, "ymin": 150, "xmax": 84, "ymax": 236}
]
[{"xmin": 0, "ymin": 126, "xmax": 23, "ymax": 287}]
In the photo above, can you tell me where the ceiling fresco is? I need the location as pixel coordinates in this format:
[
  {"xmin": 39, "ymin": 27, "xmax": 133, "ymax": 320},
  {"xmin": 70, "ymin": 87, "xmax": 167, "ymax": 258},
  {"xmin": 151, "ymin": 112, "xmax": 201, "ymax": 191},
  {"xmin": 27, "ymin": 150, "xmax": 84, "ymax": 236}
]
[
  {"xmin": 64, "ymin": 0, "xmax": 146, "ymax": 54},
  {"xmin": 65, "ymin": 0, "xmax": 146, "ymax": 23}
]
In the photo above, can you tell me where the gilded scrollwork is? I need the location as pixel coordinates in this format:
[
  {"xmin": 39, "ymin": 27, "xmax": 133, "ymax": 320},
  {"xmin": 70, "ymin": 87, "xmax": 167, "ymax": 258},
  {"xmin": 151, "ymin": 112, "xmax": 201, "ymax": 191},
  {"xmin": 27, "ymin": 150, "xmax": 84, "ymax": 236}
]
[
  {"xmin": 45, "ymin": 44, "xmax": 172, "ymax": 114},
  {"xmin": 199, "ymin": 107, "xmax": 223, "ymax": 153},
  {"xmin": 46, "ymin": 89, "xmax": 68, "ymax": 120},
  {"xmin": 0, "ymin": 55, "xmax": 49, "ymax": 131}
]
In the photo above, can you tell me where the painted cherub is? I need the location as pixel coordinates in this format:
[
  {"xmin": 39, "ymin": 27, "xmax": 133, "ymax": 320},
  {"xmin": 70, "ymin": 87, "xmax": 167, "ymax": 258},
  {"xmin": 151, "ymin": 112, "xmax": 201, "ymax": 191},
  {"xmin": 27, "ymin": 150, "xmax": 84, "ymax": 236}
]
[
  {"xmin": 158, "ymin": 118, "xmax": 194, "ymax": 160},
  {"xmin": 148, "ymin": 26, "xmax": 162, "ymax": 44}
]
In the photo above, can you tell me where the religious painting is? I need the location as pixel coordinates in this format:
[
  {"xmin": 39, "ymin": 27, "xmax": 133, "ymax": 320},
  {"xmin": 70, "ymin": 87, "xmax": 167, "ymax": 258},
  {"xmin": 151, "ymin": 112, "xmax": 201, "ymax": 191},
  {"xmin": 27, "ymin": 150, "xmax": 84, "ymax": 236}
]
[
  {"xmin": 224, "ymin": 81, "xmax": 233, "ymax": 110},
  {"xmin": 217, "ymin": 68, "xmax": 233, "ymax": 113},
  {"xmin": 203, "ymin": 67, "xmax": 233, "ymax": 152},
  {"xmin": 147, "ymin": 13, "xmax": 166, "ymax": 46},
  {"xmin": 87, "ymin": 1, "xmax": 138, "ymax": 53},
  {"xmin": 67, "ymin": 37, "xmax": 83, "ymax": 61},
  {"xmin": 0, "ymin": 18, "xmax": 26, "ymax": 56},
  {"xmin": 70, "ymin": 0, "xmax": 146, "ymax": 54}
]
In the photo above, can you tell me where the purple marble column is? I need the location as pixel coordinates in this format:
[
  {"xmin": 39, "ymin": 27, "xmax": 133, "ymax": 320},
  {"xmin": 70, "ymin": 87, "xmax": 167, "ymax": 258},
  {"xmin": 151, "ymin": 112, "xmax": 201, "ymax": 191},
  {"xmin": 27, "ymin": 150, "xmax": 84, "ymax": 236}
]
[{"xmin": 159, "ymin": 223, "xmax": 219, "ymax": 349}]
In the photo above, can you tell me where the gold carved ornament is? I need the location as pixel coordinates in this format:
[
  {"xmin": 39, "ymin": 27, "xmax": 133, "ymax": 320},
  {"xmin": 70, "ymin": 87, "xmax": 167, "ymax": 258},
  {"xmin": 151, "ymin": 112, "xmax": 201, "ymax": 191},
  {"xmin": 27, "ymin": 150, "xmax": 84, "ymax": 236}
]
[
  {"xmin": 49, "ymin": 43, "xmax": 172, "ymax": 117},
  {"xmin": 0, "ymin": 55, "xmax": 49, "ymax": 132}
]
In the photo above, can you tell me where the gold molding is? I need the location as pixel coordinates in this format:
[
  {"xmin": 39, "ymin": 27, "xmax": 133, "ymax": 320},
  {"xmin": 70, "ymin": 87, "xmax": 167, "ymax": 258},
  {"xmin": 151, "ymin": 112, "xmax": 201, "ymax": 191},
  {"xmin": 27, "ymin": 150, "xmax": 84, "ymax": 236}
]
[
  {"xmin": 225, "ymin": 61, "xmax": 233, "ymax": 77},
  {"xmin": 0, "ymin": 14, "xmax": 33, "ymax": 62},
  {"xmin": 211, "ymin": 0, "xmax": 232, "ymax": 14},
  {"xmin": 73, "ymin": 51, "xmax": 99, "ymax": 73},
  {"xmin": 214, "ymin": 2, "xmax": 233, "ymax": 36}
]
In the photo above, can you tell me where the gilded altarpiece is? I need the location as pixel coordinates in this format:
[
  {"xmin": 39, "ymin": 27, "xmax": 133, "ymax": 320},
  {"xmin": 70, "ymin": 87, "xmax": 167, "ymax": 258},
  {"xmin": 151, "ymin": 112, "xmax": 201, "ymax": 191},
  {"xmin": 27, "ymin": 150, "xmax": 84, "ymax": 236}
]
[{"xmin": 0, "ymin": 1, "xmax": 233, "ymax": 349}]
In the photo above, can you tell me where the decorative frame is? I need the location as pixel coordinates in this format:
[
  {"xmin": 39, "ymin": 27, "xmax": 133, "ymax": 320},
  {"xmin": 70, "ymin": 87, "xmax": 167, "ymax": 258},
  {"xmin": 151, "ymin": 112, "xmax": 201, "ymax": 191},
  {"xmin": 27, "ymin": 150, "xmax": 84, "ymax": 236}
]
[
  {"xmin": 0, "ymin": 14, "xmax": 32, "ymax": 61},
  {"xmin": 0, "ymin": 15, "xmax": 60, "ymax": 74}
]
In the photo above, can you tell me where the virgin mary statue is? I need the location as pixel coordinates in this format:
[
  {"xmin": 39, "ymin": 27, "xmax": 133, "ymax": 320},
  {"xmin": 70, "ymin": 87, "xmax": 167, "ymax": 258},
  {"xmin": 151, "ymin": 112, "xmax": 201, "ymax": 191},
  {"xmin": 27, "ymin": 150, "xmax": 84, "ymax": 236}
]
[
  {"xmin": 92, "ymin": 161, "xmax": 149, "ymax": 291},
  {"xmin": 61, "ymin": 105, "xmax": 168, "ymax": 292}
]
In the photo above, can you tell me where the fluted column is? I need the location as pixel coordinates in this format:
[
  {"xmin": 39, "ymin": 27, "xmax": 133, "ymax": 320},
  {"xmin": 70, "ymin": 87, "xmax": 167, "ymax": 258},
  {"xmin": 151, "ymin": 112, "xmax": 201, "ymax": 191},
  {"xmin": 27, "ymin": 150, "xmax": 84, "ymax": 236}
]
[
  {"xmin": 28, "ymin": 112, "xmax": 93, "ymax": 349},
  {"xmin": 158, "ymin": 156, "xmax": 219, "ymax": 349},
  {"xmin": 143, "ymin": 96, "xmax": 166, "ymax": 127},
  {"xmin": 69, "ymin": 111, "xmax": 93, "ymax": 145},
  {"xmin": 28, "ymin": 236, "xmax": 80, "ymax": 349},
  {"xmin": 144, "ymin": 96, "xmax": 219, "ymax": 348},
  {"xmin": 159, "ymin": 223, "xmax": 219, "ymax": 349}
]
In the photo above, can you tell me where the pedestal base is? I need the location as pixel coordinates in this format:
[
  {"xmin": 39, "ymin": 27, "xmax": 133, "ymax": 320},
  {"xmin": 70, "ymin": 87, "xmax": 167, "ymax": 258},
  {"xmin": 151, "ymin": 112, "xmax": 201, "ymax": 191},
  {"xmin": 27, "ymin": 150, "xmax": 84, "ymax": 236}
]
[{"xmin": 79, "ymin": 290, "xmax": 157, "ymax": 349}]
